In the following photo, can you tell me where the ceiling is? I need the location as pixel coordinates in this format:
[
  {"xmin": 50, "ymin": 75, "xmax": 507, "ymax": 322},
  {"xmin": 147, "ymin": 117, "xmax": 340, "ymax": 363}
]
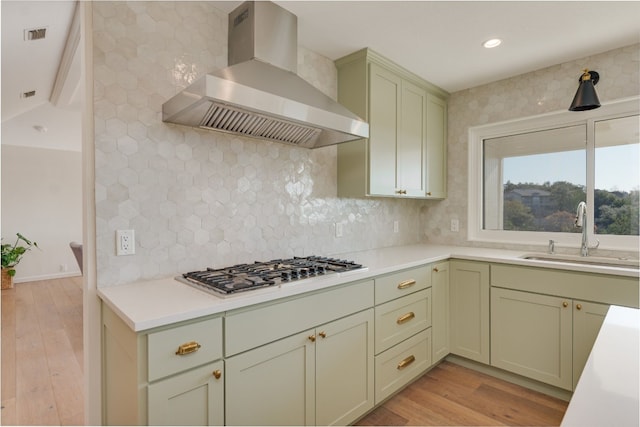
[
  {"xmin": 1, "ymin": 1, "xmax": 639, "ymax": 151},
  {"xmin": 227, "ymin": 1, "xmax": 640, "ymax": 93},
  {"xmin": 1, "ymin": 0, "xmax": 80, "ymax": 151}
]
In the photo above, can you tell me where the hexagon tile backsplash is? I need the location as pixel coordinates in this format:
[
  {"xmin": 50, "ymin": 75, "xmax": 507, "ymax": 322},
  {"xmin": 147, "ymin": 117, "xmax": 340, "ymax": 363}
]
[
  {"xmin": 422, "ymin": 43, "xmax": 639, "ymax": 250},
  {"xmin": 93, "ymin": 1, "xmax": 429, "ymax": 287},
  {"xmin": 94, "ymin": 2, "xmax": 639, "ymax": 287}
]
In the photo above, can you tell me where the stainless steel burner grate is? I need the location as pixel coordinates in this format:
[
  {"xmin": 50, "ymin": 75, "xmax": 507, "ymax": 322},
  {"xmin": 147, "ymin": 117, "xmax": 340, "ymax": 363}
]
[{"xmin": 177, "ymin": 256, "xmax": 364, "ymax": 297}]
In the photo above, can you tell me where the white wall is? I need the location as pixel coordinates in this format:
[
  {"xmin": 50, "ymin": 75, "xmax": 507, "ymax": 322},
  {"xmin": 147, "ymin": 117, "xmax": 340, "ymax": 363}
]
[{"xmin": 1, "ymin": 144, "xmax": 83, "ymax": 281}]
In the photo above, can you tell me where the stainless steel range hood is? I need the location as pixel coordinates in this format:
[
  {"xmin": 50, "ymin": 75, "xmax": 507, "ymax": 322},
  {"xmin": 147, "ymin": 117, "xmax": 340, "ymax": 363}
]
[{"xmin": 162, "ymin": 1, "xmax": 369, "ymax": 149}]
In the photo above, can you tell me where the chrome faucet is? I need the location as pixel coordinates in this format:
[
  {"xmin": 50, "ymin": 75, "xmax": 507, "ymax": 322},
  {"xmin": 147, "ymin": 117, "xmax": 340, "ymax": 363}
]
[
  {"xmin": 575, "ymin": 202, "xmax": 599, "ymax": 256},
  {"xmin": 548, "ymin": 239, "xmax": 555, "ymax": 254}
]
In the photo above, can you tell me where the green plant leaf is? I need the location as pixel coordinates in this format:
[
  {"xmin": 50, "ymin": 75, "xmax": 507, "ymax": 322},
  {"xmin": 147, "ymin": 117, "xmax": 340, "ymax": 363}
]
[{"xmin": 1, "ymin": 233, "xmax": 38, "ymax": 269}]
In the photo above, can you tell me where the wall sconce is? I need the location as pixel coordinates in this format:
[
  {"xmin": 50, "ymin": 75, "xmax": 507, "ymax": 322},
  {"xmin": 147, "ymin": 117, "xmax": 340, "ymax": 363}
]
[{"xmin": 569, "ymin": 69, "xmax": 601, "ymax": 111}]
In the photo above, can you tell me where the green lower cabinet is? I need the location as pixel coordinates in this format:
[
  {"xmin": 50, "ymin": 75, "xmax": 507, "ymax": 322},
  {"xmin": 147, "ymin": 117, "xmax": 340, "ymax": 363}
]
[
  {"xmin": 491, "ymin": 288, "xmax": 574, "ymax": 390},
  {"xmin": 572, "ymin": 300, "xmax": 609, "ymax": 389},
  {"xmin": 147, "ymin": 360, "xmax": 224, "ymax": 426},
  {"xmin": 374, "ymin": 329, "xmax": 432, "ymax": 404},
  {"xmin": 225, "ymin": 309, "xmax": 374, "ymax": 426},
  {"xmin": 225, "ymin": 330, "xmax": 315, "ymax": 426},
  {"xmin": 489, "ymin": 262, "xmax": 639, "ymax": 391},
  {"xmin": 315, "ymin": 309, "xmax": 375, "ymax": 426},
  {"xmin": 450, "ymin": 261, "xmax": 490, "ymax": 364},
  {"xmin": 374, "ymin": 289, "xmax": 431, "ymax": 354},
  {"xmin": 104, "ymin": 260, "xmax": 626, "ymax": 426},
  {"xmin": 491, "ymin": 288, "xmax": 612, "ymax": 391},
  {"xmin": 102, "ymin": 305, "xmax": 225, "ymax": 426},
  {"xmin": 431, "ymin": 261, "xmax": 450, "ymax": 363}
]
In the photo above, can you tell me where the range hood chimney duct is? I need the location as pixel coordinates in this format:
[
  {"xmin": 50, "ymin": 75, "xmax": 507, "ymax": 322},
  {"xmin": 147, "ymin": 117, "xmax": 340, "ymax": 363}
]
[{"xmin": 162, "ymin": 1, "xmax": 369, "ymax": 148}]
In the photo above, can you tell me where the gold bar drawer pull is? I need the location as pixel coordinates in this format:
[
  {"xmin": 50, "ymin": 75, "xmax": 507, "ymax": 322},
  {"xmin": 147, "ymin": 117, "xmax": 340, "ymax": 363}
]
[
  {"xmin": 397, "ymin": 355, "xmax": 416, "ymax": 370},
  {"xmin": 397, "ymin": 279, "xmax": 416, "ymax": 289},
  {"xmin": 175, "ymin": 341, "xmax": 201, "ymax": 355},
  {"xmin": 396, "ymin": 312, "xmax": 415, "ymax": 324}
]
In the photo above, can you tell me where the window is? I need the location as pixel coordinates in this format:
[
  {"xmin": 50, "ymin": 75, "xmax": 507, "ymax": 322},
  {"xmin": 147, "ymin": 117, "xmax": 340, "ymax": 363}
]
[
  {"xmin": 483, "ymin": 125, "xmax": 586, "ymax": 232},
  {"xmin": 468, "ymin": 98, "xmax": 639, "ymax": 250},
  {"xmin": 594, "ymin": 115, "xmax": 640, "ymax": 236}
]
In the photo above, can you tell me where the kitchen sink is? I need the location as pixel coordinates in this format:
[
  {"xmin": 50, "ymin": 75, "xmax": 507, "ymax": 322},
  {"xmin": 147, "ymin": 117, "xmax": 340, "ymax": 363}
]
[{"xmin": 520, "ymin": 253, "xmax": 640, "ymax": 269}]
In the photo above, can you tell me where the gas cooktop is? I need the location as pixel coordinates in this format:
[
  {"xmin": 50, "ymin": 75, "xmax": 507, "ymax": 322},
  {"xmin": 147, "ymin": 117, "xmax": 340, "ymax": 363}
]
[{"xmin": 177, "ymin": 256, "xmax": 365, "ymax": 297}]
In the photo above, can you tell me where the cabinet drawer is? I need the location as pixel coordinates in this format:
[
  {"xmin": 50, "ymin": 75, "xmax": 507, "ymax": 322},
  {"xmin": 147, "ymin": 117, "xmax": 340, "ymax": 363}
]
[
  {"xmin": 375, "ymin": 289, "xmax": 431, "ymax": 354},
  {"xmin": 491, "ymin": 264, "xmax": 639, "ymax": 307},
  {"xmin": 148, "ymin": 316, "xmax": 222, "ymax": 382},
  {"xmin": 375, "ymin": 329, "xmax": 432, "ymax": 404},
  {"xmin": 375, "ymin": 265, "xmax": 430, "ymax": 304},
  {"xmin": 226, "ymin": 280, "xmax": 374, "ymax": 356}
]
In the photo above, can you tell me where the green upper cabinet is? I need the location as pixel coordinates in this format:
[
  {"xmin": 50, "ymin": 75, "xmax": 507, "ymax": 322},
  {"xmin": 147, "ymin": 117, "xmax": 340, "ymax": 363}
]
[
  {"xmin": 369, "ymin": 63, "xmax": 402, "ymax": 196},
  {"xmin": 335, "ymin": 48, "xmax": 449, "ymax": 199},
  {"xmin": 425, "ymin": 94, "xmax": 447, "ymax": 198}
]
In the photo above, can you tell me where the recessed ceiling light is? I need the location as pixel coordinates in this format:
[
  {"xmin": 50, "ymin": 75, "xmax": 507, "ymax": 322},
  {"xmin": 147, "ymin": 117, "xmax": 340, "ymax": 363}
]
[{"xmin": 483, "ymin": 38, "xmax": 502, "ymax": 49}]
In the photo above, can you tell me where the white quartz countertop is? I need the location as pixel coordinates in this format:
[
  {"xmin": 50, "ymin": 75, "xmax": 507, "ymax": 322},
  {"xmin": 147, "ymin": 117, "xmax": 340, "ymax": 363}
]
[
  {"xmin": 98, "ymin": 244, "xmax": 639, "ymax": 332},
  {"xmin": 561, "ymin": 305, "xmax": 640, "ymax": 427}
]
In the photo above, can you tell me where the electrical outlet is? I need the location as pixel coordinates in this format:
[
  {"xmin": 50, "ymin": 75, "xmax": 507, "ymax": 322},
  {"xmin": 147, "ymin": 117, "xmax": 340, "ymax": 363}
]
[
  {"xmin": 450, "ymin": 219, "xmax": 459, "ymax": 232},
  {"xmin": 335, "ymin": 222, "xmax": 343, "ymax": 238},
  {"xmin": 393, "ymin": 220, "xmax": 399, "ymax": 233},
  {"xmin": 116, "ymin": 229, "xmax": 135, "ymax": 256}
]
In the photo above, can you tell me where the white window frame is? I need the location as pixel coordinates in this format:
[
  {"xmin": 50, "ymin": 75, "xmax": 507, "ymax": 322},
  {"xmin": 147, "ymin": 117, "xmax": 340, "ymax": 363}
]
[{"xmin": 468, "ymin": 97, "xmax": 640, "ymax": 251}]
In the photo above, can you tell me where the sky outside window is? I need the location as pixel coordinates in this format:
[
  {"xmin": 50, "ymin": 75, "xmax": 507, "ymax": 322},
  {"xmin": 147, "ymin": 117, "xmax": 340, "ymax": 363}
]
[{"xmin": 504, "ymin": 150, "xmax": 586, "ymax": 188}]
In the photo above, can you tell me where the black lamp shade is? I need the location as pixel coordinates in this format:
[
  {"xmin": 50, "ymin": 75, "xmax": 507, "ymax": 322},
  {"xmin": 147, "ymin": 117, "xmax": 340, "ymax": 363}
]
[{"xmin": 569, "ymin": 70, "xmax": 601, "ymax": 111}]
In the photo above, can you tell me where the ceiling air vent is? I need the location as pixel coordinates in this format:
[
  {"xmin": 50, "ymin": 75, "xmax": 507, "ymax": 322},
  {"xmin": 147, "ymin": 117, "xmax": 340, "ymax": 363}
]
[
  {"xmin": 24, "ymin": 27, "xmax": 47, "ymax": 41},
  {"xmin": 21, "ymin": 90, "xmax": 36, "ymax": 98}
]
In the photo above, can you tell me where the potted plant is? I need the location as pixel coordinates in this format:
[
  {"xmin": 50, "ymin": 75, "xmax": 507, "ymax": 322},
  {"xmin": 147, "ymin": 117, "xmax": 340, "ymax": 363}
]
[{"xmin": 1, "ymin": 233, "xmax": 38, "ymax": 290}]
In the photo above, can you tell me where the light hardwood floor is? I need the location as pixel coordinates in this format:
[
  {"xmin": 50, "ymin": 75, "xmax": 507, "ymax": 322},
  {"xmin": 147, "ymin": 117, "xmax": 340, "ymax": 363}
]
[
  {"xmin": 1, "ymin": 277, "xmax": 84, "ymax": 426},
  {"xmin": 1, "ymin": 278, "xmax": 568, "ymax": 426},
  {"xmin": 356, "ymin": 360, "xmax": 568, "ymax": 426}
]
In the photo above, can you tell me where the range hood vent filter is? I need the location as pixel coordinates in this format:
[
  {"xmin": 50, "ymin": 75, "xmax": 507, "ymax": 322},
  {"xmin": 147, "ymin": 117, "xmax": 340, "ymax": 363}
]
[{"xmin": 201, "ymin": 103, "xmax": 320, "ymax": 145}]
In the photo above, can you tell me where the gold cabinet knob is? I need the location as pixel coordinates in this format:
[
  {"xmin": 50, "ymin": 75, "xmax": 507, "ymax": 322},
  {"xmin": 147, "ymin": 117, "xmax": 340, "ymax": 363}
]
[
  {"xmin": 319, "ymin": 331, "xmax": 327, "ymax": 339},
  {"xmin": 212, "ymin": 370, "xmax": 222, "ymax": 379},
  {"xmin": 433, "ymin": 267, "xmax": 439, "ymax": 273},
  {"xmin": 427, "ymin": 192, "xmax": 432, "ymax": 196},
  {"xmin": 562, "ymin": 302, "xmax": 569, "ymax": 308},
  {"xmin": 576, "ymin": 304, "xmax": 582, "ymax": 310},
  {"xmin": 395, "ymin": 189, "xmax": 407, "ymax": 195},
  {"xmin": 308, "ymin": 335, "xmax": 316, "ymax": 342},
  {"xmin": 176, "ymin": 341, "xmax": 201, "ymax": 355}
]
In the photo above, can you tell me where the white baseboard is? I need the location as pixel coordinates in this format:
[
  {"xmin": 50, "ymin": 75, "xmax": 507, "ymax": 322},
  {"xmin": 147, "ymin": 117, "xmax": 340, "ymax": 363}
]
[{"xmin": 14, "ymin": 271, "xmax": 82, "ymax": 283}]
